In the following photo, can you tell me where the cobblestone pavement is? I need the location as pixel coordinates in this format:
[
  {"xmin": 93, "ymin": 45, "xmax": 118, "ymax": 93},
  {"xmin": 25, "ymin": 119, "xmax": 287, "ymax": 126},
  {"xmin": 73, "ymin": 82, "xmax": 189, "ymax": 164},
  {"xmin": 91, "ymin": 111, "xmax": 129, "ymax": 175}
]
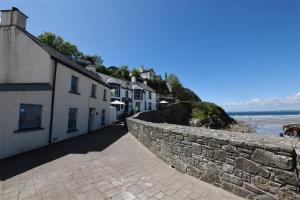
[{"xmin": 0, "ymin": 125, "xmax": 243, "ymax": 200}]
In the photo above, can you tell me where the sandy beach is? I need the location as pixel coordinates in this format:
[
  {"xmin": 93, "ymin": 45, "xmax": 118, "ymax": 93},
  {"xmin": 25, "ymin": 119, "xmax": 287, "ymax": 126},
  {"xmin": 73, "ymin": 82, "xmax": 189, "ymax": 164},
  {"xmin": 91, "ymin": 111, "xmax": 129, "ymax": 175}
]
[{"xmin": 233, "ymin": 115, "xmax": 300, "ymax": 136}]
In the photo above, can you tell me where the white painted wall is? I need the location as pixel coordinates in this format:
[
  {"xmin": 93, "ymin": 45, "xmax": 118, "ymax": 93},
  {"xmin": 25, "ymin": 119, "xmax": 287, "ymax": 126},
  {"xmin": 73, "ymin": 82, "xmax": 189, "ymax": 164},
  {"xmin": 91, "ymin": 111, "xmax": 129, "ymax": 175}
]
[
  {"xmin": 0, "ymin": 26, "xmax": 54, "ymax": 84},
  {"xmin": 0, "ymin": 91, "xmax": 52, "ymax": 159},
  {"xmin": 51, "ymin": 62, "xmax": 111, "ymax": 143}
]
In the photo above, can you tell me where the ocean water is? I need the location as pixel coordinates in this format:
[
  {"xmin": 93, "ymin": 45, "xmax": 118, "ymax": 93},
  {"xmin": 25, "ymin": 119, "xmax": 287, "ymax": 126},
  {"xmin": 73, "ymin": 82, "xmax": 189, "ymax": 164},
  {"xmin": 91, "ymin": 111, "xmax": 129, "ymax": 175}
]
[{"xmin": 227, "ymin": 111, "xmax": 300, "ymax": 136}]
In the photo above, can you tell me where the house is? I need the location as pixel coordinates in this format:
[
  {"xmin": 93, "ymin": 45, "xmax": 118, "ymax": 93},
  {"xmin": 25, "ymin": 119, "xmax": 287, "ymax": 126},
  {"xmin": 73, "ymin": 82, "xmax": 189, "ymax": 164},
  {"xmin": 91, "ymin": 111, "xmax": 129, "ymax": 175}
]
[
  {"xmin": 0, "ymin": 7, "xmax": 112, "ymax": 159},
  {"xmin": 96, "ymin": 71, "xmax": 157, "ymax": 117},
  {"xmin": 139, "ymin": 66, "xmax": 156, "ymax": 80}
]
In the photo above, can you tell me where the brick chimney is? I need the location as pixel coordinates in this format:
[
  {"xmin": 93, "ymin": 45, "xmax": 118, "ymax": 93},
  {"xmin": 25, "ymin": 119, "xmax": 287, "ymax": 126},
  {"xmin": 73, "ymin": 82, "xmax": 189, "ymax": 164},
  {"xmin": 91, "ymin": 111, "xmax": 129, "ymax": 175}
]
[{"xmin": 0, "ymin": 7, "xmax": 28, "ymax": 29}]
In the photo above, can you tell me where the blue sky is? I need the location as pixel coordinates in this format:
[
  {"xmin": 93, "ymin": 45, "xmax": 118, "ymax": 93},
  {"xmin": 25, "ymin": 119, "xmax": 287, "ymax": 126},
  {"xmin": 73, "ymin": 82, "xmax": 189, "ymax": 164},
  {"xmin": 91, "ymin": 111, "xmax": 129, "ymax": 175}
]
[{"xmin": 1, "ymin": 0, "xmax": 300, "ymax": 111}]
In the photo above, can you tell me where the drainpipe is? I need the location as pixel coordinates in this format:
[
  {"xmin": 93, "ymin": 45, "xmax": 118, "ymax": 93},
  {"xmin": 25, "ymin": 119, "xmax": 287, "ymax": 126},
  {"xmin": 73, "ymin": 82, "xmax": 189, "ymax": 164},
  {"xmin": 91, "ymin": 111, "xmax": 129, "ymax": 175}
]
[{"xmin": 49, "ymin": 60, "xmax": 57, "ymax": 144}]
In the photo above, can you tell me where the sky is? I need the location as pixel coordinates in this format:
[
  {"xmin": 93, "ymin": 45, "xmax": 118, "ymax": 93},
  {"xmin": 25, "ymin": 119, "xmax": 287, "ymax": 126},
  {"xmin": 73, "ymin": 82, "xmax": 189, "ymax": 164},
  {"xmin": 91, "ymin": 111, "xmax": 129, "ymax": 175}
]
[{"xmin": 1, "ymin": 0, "xmax": 300, "ymax": 111}]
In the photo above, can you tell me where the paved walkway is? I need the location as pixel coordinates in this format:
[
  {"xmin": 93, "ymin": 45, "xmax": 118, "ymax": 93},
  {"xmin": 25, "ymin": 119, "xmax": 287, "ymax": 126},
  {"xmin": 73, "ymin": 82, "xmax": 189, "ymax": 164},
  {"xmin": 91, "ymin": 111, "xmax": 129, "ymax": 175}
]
[{"xmin": 0, "ymin": 125, "xmax": 243, "ymax": 200}]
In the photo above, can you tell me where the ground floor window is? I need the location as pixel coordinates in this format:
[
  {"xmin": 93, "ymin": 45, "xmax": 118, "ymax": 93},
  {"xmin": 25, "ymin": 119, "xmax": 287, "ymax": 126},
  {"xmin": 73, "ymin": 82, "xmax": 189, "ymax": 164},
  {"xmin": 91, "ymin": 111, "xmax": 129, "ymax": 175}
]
[
  {"xmin": 18, "ymin": 104, "xmax": 42, "ymax": 130},
  {"xmin": 101, "ymin": 109, "xmax": 106, "ymax": 125},
  {"xmin": 68, "ymin": 108, "xmax": 78, "ymax": 132},
  {"xmin": 145, "ymin": 101, "xmax": 147, "ymax": 111},
  {"xmin": 149, "ymin": 102, "xmax": 152, "ymax": 110}
]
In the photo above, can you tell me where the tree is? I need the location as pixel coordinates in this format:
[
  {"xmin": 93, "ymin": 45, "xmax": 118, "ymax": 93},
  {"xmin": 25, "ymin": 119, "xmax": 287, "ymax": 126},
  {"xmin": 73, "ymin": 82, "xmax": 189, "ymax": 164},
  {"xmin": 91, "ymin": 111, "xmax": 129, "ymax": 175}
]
[
  {"xmin": 131, "ymin": 68, "xmax": 143, "ymax": 81},
  {"xmin": 38, "ymin": 32, "xmax": 103, "ymax": 67},
  {"xmin": 166, "ymin": 74, "xmax": 182, "ymax": 89},
  {"xmin": 117, "ymin": 65, "xmax": 130, "ymax": 81}
]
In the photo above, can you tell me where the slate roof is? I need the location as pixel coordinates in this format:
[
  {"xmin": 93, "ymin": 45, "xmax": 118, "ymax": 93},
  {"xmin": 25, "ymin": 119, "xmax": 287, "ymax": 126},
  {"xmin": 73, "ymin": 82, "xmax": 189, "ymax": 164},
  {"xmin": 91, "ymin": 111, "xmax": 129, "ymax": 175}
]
[
  {"xmin": 19, "ymin": 27, "xmax": 109, "ymax": 88},
  {"xmin": 97, "ymin": 73, "xmax": 155, "ymax": 92}
]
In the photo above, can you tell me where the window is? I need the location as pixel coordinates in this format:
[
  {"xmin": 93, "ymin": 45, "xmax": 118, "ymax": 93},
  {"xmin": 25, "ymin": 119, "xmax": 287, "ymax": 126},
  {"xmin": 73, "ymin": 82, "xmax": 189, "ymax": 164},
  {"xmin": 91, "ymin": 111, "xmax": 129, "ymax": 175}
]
[
  {"xmin": 70, "ymin": 75, "xmax": 79, "ymax": 94},
  {"xmin": 134, "ymin": 89, "xmax": 143, "ymax": 100},
  {"xmin": 148, "ymin": 91, "xmax": 152, "ymax": 99},
  {"xmin": 149, "ymin": 102, "xmax": 152, "ymax": 110},
  {"xmin": 91, "ymin": 84, "xmax": 96, "ymax": 98},
  {"xmin": 68, "ymin": 108, "xmax": 77, "ymax": 132},
  {"xmin": 109, "ymin": 83, "xmax": 120, "ymax": 97},
  {"xmin": 18, "ymin": 104, "xmax": 42, "ymax": 130},
  {"xmin": 103, "ymin": 89, "xmax": 107, "ymax": 101},
  {"xmin": 145, "ymin": 101, "xmax": 147, "ymax": 111},
  {"xmin": 125, "ymin": 90, "xmax": 128, "ymax": 98},
  {"xmin": 101, "ymin": 109, "xmax": 106, "ymax": 125}
]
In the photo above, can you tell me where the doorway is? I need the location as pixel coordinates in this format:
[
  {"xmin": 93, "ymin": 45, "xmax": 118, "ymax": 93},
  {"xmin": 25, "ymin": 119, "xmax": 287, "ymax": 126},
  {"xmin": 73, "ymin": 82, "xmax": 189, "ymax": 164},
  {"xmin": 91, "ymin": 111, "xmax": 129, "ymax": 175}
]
[{"xmin": 88, "ymin": 108, "xmax": 95, "ymax": 132}]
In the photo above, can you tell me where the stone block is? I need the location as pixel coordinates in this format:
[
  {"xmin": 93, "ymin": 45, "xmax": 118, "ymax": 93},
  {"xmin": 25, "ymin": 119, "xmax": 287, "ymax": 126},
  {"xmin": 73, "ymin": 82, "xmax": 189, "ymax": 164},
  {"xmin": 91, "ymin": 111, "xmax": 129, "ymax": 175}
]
[
  {"xmin": 276, "ymin": 187, "xmax": 297, "ymax": 200},
  {"xmin": 242, "ymin": 171, "xmax": 251, "ymax": 183},
  {"xmin": 243, "ymin": 182, "xmax": 265, "ymax": 195},
  {"xmin": 253, "ymin": 193, "xmax": 277, "ymax": 200},
  {"xmin": 187, "ymin": 165, "xmax": 200, "ymax": 178},
  {"xmin": 232, "ymin": 184, "xmax": 254, "ymax": 198},
  {"xmin": 221, "ymin": 181, "xmax": 233, "ymax": 192},
  {"xmin": 207, "ymin": 139, "xmax": 221, "ymax": 148},
  {"xmin": 213, "ymin": 150, "xmax": 226, "ymax": 162},
  {"xmin": 235, "ymin": 157, "xmax": 270, "ymax": 178},
  {"xmin": 222, "ymin": 173, "xmax": 243, "ymax": 186},
  {"xmin": 201, "ymin": 171, "xmax": 215, "ymax": 184},
  {"xmin": 188, "ymin": 134, "xmax": 196, "ymax": 142},
  {"xmin": 183, "ymin": 147, "xmax": 192, "ymax": 157},
  {"xmin": 222, "ymin": 145, "xmax": 238, "ymax": 153},
  {"xmin": 172, "ymin": 159, "xmax": 187, "ymax": 173},
  {"xmin": 251, "ymin": 148, "xmax": 293, "ymax": 170},
  {"xmin": 175, "ymin": 135, "xmax": 184, "ymax": 141},
  {"xmin": 273, "ymin": 168, "xmax": 298, "ymax": 186},
  {"xmin": 191, "ymin": 143, "xmax": 202, "ymax": 155},
  {"xmin": 252, "ymin": 176, "xmax": 280, "ymax": 194},
  {"xmin": 222, "ymin": 163, "xmax": 234, "ymax": 174}
]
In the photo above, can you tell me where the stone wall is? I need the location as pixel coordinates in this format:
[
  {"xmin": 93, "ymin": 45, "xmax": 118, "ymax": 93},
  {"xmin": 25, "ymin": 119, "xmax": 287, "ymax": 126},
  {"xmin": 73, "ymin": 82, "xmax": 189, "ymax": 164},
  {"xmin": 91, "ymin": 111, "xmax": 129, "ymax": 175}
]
[{"xmin": 127, "ymin": 116, "xmax": 300, "ymax": 200}]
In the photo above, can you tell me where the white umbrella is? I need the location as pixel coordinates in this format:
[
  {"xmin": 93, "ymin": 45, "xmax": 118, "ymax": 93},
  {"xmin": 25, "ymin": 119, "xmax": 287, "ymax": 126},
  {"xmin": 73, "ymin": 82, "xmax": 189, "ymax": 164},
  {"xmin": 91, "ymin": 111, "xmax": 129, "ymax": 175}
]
[
  {"xmin": 111, "ymin": 100, "xmax": 125, "ymax": 105},
  {"xmin": 159, "ymin": 100, "xmax": 169, "ymax": 104}
]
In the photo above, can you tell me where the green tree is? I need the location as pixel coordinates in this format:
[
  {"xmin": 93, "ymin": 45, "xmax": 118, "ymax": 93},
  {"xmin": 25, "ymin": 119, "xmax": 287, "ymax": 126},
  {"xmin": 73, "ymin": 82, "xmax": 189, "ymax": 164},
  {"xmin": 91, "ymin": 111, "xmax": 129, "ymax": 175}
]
[
  {"xmin": 131, "ymin": 68, "xmax": 143, "ymax": 81},
  {"xmin": 117, "ymin": 65, "xmax": 130, "ymax": 81},
  {"xmin": 165, "ymin": 74, "xmax": 182, "ymax": 89}
]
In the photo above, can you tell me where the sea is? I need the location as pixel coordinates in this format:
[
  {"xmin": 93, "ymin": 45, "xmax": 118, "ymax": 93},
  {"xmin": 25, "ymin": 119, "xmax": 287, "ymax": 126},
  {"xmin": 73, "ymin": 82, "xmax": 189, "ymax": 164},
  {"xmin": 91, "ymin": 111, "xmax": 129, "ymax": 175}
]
[{"xmin": 227, "ymin": 111, "xmax": 300, "ymax": 136}]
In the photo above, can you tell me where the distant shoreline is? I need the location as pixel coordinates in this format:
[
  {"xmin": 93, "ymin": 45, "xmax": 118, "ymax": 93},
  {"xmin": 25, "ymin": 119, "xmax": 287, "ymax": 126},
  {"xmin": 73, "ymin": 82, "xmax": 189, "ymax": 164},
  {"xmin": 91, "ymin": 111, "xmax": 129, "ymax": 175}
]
[
  {"xmin": 227, "ymin": 110, "xmax": 300, "ymax": 117},
  {"xmin": 232, "ymin": 115, "xmax": 300, "ymax": 136}
]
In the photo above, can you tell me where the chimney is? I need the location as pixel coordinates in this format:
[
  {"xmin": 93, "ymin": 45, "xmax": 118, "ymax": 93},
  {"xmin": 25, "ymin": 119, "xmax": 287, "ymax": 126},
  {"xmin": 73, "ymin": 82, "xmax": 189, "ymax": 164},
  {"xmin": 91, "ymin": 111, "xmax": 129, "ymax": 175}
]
[
  {"xmin": 0, "ymin": 7, "xmax": 28, "ymax": 29},
  {"xmin": 131, "ymin": 76, "xmax": 136, "ymax": 82},
  {"xmin": 143, "ymin": 80, "xmax": 147, "ymax": 85}
]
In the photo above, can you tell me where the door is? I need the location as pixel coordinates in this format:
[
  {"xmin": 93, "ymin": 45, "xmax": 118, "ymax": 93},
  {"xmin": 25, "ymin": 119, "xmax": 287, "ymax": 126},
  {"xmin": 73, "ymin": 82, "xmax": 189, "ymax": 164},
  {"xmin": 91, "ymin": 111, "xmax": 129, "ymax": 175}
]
[
  {"xmin": 101, "ymin": 109, "xmax": 106, "ymax": 125},
  {"xmin": 88, "ymin": 108, "xmax": 95, "ymax": 132}
]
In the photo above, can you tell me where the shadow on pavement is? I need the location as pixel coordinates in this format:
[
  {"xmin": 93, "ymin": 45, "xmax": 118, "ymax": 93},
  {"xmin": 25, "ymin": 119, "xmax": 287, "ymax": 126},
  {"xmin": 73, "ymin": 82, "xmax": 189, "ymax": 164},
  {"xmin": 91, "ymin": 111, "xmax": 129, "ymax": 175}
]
[{"xmin": 0, "ymin": 124, "xmax": 127, "ymax": 181}]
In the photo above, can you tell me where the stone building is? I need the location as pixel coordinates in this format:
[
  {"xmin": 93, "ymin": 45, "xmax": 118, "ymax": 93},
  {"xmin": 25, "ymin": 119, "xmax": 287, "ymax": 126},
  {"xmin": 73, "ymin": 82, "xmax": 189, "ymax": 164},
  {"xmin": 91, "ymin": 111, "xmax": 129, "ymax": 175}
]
[{"xmin": 0, "ymin": 7, "xmax": 112, "ymax": 159}]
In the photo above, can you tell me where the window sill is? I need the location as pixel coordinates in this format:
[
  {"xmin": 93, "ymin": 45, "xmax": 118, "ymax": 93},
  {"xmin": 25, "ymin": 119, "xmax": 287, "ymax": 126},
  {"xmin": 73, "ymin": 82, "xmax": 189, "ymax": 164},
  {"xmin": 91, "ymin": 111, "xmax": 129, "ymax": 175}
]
[
  {"xmin": 14, "ymin": 127, "xmax": 44, "ymax": 133},
  {"xmin": 67, "ymin": 129, "xmax": 78, "ymax": 133},
  {"xmin": 90, "ymin": 95, "xmax": 97, "ymax": 99},
  {"xmin": 69, "ymin": 91, "xmax": 81, "ymax": 95}
]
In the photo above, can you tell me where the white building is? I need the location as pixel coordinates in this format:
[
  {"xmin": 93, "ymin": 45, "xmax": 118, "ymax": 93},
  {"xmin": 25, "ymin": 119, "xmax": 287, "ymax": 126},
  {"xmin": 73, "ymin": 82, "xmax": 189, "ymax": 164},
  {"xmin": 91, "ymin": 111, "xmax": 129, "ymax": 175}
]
[
  {"xmin": 97, "ymin": 72, "xmax": 157, "ymax": 118},
  {"xmin": 139, "ymin": 66, "xmax": 156, "ymax": 80},
  {"xmin": 0, "ymin": 7, "xmax": 112, "ymax": 159}
]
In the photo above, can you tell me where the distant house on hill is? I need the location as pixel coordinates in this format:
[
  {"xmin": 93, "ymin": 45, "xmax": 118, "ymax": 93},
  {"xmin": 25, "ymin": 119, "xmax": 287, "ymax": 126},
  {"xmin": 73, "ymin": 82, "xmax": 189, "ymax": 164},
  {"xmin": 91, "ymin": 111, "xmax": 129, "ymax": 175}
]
[
  {"xmin": 0, "ymin": 7, "xmax": 113, "ymax": 159},
  {"xmin": 139, "ymin": 66, "xmax": 156, "ymax": 80}
]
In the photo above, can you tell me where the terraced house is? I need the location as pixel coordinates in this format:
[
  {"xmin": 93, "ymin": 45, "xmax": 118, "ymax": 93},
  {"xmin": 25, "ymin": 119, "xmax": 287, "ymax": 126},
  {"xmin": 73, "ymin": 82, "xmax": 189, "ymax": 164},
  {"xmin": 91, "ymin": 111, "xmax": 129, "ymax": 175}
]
[
  {"xmin": 0, "ymin": 7, "xmax": 112, "ymax": 159},
  {"xmin": 96, "ymin": 71, "xmax": 157, "ymax": 118}
]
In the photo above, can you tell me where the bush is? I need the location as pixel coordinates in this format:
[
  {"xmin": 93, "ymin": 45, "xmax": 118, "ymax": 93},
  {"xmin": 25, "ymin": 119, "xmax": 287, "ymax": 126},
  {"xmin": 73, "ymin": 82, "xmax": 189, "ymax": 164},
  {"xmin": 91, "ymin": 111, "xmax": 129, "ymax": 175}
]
[{"xmin": 191, "ymin": 102, "xmax": 235, "ymax": 129}]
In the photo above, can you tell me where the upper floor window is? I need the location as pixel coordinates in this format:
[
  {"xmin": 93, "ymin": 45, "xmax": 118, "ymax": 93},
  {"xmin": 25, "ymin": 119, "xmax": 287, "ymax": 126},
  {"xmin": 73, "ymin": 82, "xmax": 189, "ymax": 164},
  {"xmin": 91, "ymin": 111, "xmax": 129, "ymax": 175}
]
[
  {"xmin": 70, "ymin": 75, "xmax": 79, "ymax": 94},
  {"xmin": 91, "ymin": 84, "xmax": 96, "ymax": 98},
  {"xmin": 148, "ymin": 91, "xmax": 152, "ymax": 99},
  {"xmin": 103, "ymin": 89, "xmax": 107, "ymax": 101},
  {"xmin": 18, "ymin": 104, "xmax": 42, "ymax": 130},
  {"xmin": 125, "ymin": 90, "xmax": 129, "ymax": 98},
  {"xmin": 134, "ymin": 89, "xmax": 143, "ymax": 100},
  {"xmin": 109, "ymin": 83, "xmax": 120, "ymax": 97}
]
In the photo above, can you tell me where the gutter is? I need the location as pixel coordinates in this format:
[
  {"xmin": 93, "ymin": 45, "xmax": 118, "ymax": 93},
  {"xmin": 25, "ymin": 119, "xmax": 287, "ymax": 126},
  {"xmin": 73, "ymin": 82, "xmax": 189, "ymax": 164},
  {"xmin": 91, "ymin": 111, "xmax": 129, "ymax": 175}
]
[{"xmin": 49, "ymin": 60, "xmax": 57, "ymax": 144}]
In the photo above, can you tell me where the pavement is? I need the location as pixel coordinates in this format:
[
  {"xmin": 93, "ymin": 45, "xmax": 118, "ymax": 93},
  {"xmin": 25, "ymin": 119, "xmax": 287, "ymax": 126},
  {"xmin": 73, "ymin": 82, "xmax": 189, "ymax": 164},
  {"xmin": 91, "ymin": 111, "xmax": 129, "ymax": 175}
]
[{"xmin": 0, "ymin": 124, "xmax": 243, "ymax": 200}]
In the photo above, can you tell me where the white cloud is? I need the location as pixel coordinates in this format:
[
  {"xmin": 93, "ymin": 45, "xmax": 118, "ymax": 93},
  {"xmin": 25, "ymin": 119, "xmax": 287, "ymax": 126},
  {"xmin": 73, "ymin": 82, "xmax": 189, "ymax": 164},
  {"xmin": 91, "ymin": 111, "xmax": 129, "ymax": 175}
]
[{"xmin": 223, "ymin": 92, "xmax": 300, "ymax": 111}]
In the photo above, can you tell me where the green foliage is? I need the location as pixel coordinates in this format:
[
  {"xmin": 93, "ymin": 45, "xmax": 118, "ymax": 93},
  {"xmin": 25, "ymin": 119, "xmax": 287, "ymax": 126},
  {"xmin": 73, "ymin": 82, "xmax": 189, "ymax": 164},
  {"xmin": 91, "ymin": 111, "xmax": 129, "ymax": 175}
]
[
  {"xmin": 147, "ymin": 79, "xmax": 170, "ymax": 94},
  {"xmin": 131, "ymin": 68, "xmax": 144, "ymax": 82},
  {"xmin": 38, "ymin": 32, "xmax": 103, "ymax": 67},
  {"xmin": 165, "ymin": 74, "xmax": 201, "ymax": 102},
  {"xmin": 117, "ymin": 65, "xmax": 130, "ymax": 81},
  {"xmin": 192, "ymin": 101, "xmax": 235, "ymax": 129}
]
